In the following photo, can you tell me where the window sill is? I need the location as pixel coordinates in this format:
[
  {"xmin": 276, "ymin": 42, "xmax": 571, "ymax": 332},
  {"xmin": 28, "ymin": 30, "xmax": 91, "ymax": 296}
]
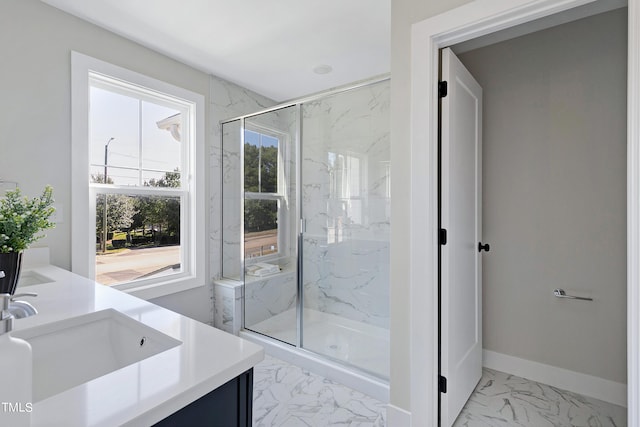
[{"xmin": 118, "ymin": 276, "xmax": 205, "ymax": 300}]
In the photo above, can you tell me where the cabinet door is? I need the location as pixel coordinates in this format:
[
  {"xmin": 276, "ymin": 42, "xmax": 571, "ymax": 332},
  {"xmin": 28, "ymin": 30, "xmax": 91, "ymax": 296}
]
[{"xmin": 153, "ymin": 369, "xmax": 253, "ymax": 427}]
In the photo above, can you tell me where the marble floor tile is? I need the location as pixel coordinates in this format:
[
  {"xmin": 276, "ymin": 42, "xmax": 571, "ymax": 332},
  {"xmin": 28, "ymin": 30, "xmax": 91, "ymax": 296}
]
[
  {"xmin": 454, "ymin": 368, "xmax": 627, "ymax": 427},
  {"xmin": 253, "ymin": 355, "xmax": 387, "ymax": 427},
  {"xmin": 253, "ymin": 358, "xmax": 624, "ymax": 427}
]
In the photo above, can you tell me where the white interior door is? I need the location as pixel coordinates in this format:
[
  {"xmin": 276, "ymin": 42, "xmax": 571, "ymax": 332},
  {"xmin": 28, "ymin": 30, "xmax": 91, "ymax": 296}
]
[{"xmin": 440, "ymin": 47, "xmax": 483, "ymax": 427}]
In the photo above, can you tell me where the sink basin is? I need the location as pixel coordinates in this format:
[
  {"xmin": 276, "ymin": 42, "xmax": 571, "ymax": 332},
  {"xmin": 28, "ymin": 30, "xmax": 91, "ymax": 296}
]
[
  {"xmin": 13, "ymin": 309, "xmax": 182, "ymax": 402},
  {"xmin": 17, "ymin": 270, "xmax": 55, "ymax": 287}
]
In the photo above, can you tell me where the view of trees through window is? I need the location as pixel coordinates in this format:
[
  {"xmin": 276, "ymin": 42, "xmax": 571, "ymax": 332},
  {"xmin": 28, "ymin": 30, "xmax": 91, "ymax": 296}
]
[
  {"xmin": 93, "ymin": 170, "xmax": 182, "ymax": 285},
  {"xmin": 94, "ymin": 170, "xmax": 180, "ymax": 247}
]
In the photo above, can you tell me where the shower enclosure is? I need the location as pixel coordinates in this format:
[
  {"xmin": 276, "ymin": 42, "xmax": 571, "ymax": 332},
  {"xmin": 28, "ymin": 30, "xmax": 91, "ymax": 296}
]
[{"xmin": 221, "ymin": 78, "xmax": 390, "ymax": 393}]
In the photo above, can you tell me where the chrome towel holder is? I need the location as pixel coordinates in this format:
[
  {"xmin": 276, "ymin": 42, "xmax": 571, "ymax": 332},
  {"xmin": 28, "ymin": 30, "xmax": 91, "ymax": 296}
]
[{"xmin": 553, "ymin": 288, "xmax": 593, "ymax": 301}]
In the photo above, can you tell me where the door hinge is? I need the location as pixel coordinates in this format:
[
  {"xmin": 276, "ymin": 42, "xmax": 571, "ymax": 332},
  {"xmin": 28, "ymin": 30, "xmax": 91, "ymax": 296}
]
[
  {"xmin": 440, "ymin": 228, "xmax": 447, "ymax": 246},
  {"xmin": 438, "ymin": 81, "xmax": 448, "ymax": 98},
  {"xmin": 439, "ymin": 375, "xmax": 448, "ymax": 394}
]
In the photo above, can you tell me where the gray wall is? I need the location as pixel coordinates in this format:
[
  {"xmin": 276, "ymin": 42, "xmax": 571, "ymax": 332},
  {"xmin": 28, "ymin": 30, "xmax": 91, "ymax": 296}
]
[
  {"xmin": 0, "ymin": 0, "xmax": 273, "ymax": 324},
  {"xmin": 1, "ymin": 0, "xmax": 210, "ymax": 323},
  {"xmin": 458, "ymin": 8, "xmax": 627, "ymax": 383},
  {"xmin": 1, "ymin": 0, "xmax": 211, "ymax": 270}
]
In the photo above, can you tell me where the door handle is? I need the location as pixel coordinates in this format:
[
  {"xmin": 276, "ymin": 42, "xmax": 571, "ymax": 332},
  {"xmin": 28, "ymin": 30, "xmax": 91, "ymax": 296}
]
[
  {"xmin": 553, "ymin": 288, "xmax": 593, "ymax": 301},
  {"xmin": 478, "ymin": 242, "xmax": 490, "ymax": 252}
]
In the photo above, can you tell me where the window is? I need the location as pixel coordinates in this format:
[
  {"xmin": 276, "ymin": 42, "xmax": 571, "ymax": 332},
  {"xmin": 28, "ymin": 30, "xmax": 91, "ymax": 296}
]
[
  {"xmin": 72, "ymin": 53, "xmax": 205, "ymax": 299},
  {"xmin": 327, "ymin": 151, "xmax": 366, "ymax": 244},
  {"xmin": 244, "ymin": 127, "xmax": 285, "ymax": 260}
]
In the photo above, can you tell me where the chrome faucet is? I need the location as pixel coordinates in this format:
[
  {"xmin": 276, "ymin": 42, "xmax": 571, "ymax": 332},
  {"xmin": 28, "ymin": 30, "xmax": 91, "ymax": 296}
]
[
  {"xmin": 0, "ymin": 269, "xmax": 38, "ymax": 319},
  {"xmin": 8, "ymin": 293, "xmax": 38, "ymax": 319},
  {"xmin": 0, "ymin": 292, "xmax": 38, "ymax": 335}
]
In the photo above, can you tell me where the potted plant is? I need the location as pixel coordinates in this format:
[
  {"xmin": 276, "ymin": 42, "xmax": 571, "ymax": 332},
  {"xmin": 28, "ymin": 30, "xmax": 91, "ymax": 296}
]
[{"xmin": 0, "ymin": 186, "xmax": 55, "ymax": 294}]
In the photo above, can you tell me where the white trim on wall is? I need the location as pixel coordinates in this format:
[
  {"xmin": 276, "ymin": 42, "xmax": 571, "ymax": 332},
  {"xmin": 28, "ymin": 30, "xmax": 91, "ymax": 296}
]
[
  {"xmin": 409, "ymin": 0, "xmax": 639, "ymax": 425},
  {"xmin": 387, "ymin": 404, "xmax": 412, "ymax": 427},
  {"xmin": 627, "ymin": 0, "xmax": 640, "ymax": 423},
  {"xmin": 483, "ymin": 350, "xmax": 627, "ymax": 408}
]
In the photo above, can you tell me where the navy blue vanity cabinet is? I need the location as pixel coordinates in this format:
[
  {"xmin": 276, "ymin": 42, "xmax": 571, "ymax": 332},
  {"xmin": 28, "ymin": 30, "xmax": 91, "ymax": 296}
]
[{"xmin": 153, "ymin": 369, "xmax": 253, "ymax": 427}]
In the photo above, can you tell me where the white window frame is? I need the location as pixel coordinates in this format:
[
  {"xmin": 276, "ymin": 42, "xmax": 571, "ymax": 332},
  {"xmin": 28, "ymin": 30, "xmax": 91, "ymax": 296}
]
[
  {"xmin": 71, "ymin": 52, "xmax": 205, "ymax": 299},
  {"xmin": 243, "ymin": 124, "xmax": 290, "ymax": 264}
]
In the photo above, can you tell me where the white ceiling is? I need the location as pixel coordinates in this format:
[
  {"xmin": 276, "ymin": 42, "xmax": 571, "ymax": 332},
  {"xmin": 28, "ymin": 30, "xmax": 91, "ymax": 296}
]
[{"xmin": 41, "ymin": 0, "xmax": 391, "ymax": 102}]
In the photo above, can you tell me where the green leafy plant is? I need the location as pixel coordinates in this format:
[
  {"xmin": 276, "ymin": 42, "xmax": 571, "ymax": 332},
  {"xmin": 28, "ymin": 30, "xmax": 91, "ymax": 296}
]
[{"xmin": 0, "ymin": 186, "xmax": 55, "ymax": 253}]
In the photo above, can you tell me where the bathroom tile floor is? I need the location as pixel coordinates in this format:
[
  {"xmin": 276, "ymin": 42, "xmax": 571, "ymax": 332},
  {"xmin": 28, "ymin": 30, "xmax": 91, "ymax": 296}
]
[
  {"xmin": 253, "ymin": 355, "xmax": 387, "ymax": 426},
  {"xmin": 253, "ymin": 356, "xmax": 626, "ymax": 426},
  {"xmin": 453, "ymin": 368, "xmax": 627, "ymax": 427}
]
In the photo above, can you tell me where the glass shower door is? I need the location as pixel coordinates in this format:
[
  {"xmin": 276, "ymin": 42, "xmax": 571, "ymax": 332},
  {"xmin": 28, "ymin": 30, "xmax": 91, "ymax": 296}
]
[
  {"xmin": 242, "ymin": 106, "xmax": 298, "ymax": 346},
  {"xmin": 300, "ymin": 81, "xmax": 391, "ymax": 379}
]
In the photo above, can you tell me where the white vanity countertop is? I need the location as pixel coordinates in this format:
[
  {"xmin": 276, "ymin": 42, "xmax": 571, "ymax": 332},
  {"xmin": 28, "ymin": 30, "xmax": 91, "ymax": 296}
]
[{"xmin": 12, "ymin": 265, "xmax": 264, "ymax": 427}]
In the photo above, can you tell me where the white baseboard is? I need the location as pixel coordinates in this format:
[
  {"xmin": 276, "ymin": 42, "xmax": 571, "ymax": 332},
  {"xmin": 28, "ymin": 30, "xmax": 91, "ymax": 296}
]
[
  {"xmin": 387, "ymin": 404, "xmax": 411, "ymax": 427},
  {"xmin": 483, "ymin": 349, "xmax": 627, "ymax": 407}
]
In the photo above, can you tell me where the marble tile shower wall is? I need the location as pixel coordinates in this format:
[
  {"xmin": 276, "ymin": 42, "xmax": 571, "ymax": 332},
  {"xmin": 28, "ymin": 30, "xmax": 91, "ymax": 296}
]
[
  {"xmin": 211, "ymin": 76, "xmax": 275, "ymax": 326},
  {"xmin": 301, "ymin": 80, "xmax": 390, "ymax": 329},
  {"xmin": 212, "ymin": 75, "xmax": 276, "ymax": 281},
  {"xmin": 221, "ymin": 121, "xmax": 243, "ymax": 279},
  {"xmin": 244, "ymin": 267, "xmax": 297, "ymax": 327}
]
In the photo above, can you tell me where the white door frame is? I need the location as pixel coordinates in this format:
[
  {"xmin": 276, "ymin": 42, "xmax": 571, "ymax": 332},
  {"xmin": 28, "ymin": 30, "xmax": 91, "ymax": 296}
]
[{"xmin": 409, "ymin": 0, "xmax": 640, "ymax": 426}]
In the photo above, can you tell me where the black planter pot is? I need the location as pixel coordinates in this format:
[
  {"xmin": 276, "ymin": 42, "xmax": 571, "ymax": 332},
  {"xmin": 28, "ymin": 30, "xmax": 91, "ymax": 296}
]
[{"xmin": 0, "ymin": 252, "xmax": 23, "ymax": 295}]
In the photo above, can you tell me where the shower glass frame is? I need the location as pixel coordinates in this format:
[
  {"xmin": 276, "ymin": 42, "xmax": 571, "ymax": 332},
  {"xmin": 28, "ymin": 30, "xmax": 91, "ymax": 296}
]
[{"xmin": 221, "ymin": 75, "xmax": 390, "ymax": 380}]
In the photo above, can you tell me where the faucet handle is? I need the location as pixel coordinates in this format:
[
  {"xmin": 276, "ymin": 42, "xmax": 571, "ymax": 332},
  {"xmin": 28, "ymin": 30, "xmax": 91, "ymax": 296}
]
[
  {"xmin": 10, "ymin": 292, "xmax": 37, "ymax": 301},
  {"xmin": 0, "ymin": 293, "xmax": 12, "ymax": 312},
  {"xmin": 0, "ymin": 294, "xmax": 13, "ymax": 330}
]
